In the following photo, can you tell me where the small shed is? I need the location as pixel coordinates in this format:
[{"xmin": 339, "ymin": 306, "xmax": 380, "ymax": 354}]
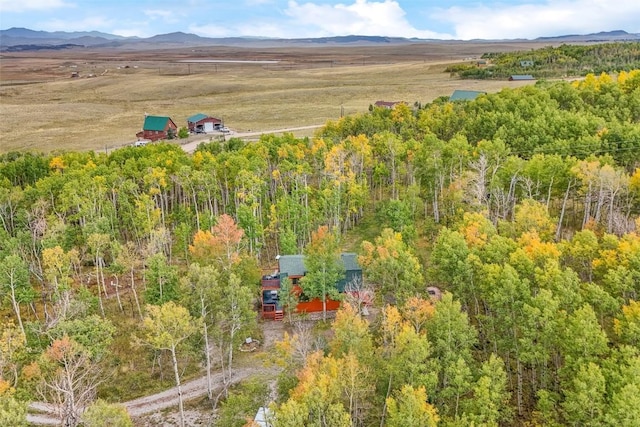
[
  {"xmin": 520, "ymin": 60, "xmax": 534, "ymax": 67},
  {"xmin": 450, "ymin": 90, "xmax": 486, "ymax": 101},
  {"xmin": 187, "ymin": 113, "xmax": 222, "ymax": 133},
  {"xmin": 136, "ymin": 115, "xmax": 178, "ymax": 141},
  {"xmin": 509, "ymin": 74, "xmax": 535, "ymax": 81},
  {"xmin": 427, "ymin": 286, "xmax": 443, "ymax": 301}
]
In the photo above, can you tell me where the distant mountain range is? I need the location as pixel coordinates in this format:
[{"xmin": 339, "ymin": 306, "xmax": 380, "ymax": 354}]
[{"xmin": 1, "ymin": 27, "xmax": 639, "ymax": 51}]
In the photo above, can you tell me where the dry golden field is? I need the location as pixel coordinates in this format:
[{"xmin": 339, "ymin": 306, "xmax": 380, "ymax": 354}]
[{"xmin": 0, "ymin": 42, "xmax": 544, "ymax": 153}]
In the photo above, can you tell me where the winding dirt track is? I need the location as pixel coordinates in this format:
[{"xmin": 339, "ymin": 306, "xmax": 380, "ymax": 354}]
[
  {"xmin": 179, "ymin": 124, "xmax": 324, "ymax": 153},
  {"xmin": 27, "ymin": 366, "xmax": 276, "ymax": 425}
]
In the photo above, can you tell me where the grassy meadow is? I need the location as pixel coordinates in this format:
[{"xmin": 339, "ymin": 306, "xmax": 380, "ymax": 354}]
[{"xmin": 0, "ymin": 44, "xmax": 540, "ymax": 153}]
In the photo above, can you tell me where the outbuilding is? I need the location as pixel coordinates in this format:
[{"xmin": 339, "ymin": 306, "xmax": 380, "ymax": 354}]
[
  {"xmin": 187, "ymin": 113, "xmax": 222, "ymax": 133},
  {"xmin": 509, "ymin": 74, "xmax": 536, "ymax": 81}
]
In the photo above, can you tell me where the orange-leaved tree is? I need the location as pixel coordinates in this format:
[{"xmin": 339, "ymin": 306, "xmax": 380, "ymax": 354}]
[{"xmin": 189, "ymin": 214, "xmax": 244, "ymax": 269}]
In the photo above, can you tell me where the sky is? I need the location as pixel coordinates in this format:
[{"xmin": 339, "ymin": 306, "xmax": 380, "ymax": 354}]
[{"xmin": 1, "ymin": 0, "xmax": 639, "ymax": 40}]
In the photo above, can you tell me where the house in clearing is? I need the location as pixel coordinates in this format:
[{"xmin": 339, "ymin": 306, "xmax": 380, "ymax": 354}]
[
  {"xmin": 450, "ymin": 90, "xmax": 486, "ymax": 101},
  {"xmin": 260, "ymin": 253, "xmax": 364, "ymax": 320},
  {"xmin": 509, "ymin": 74, "xmax": 536, "ymax": 81},
  {"xmin": 136, "ymin": 115, "xmax": 178, "ymax": 141},
  {"xmin": 187, "ymin": 113, "xmax": 222, "ymax": 133}
]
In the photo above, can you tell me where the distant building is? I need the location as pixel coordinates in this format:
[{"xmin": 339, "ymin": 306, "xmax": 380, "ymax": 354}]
[
  {"xmin": 509, "ymin": 74, "xmax": 536, "ymax": 81},
  {"xmin": 187, "ymin": 113, "xmax": 222, "ymax": 133},
  {"xmin": 374, "ymin": 100, "xmax": 405, "ymax": 109},
  {"xmin": 136, "ymin": 115, "xmax": 178, "ymax": 141},
  {"xmin": 450, "ymin": 90, "xmax": 486, "ymax": 101}
]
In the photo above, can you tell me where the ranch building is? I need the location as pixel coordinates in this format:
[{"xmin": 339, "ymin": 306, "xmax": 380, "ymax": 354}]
[
  {"xmin": 187, "ymin": 113, "xmax": 222, "ymax": 133},
  {"xmin": 136, "ymin": 115, "xmax": 177, "ymax": 141}
]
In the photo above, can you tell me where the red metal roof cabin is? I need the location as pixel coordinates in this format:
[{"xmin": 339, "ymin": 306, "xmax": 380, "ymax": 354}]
[{"xmin": 261, "ymin": 254, "xmax": 364, "ymax": 320}]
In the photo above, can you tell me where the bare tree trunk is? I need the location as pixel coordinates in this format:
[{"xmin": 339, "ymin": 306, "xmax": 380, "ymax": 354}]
[
  {"xmin": 594, "ymin": 183, "xmax": 605, "ymax": 224},
  {"xmin": 130, "ymin": 268, "xmax": 143, "ymax": 320},
  {"xmin": 201, "ymin": 296, "xmax": 213, "ymax": 400},
  {"xmin": 111, "ymin": 278, "xmax": 123, "ymax": 313},
  {"xmin": 170, "ymin": 345, "xmax": 186, "ymax": 427},
  {"xmin": 582, "ymin": 182, "xmax": 592, "ymax": 229},
  {"xmin": 433, "ymin": 187, "xmax": 440, "ymax": 223},
  {"xmin": 379, "ymin": 374, "xmax": 393, "ymax": 427},
  {"xmin": 95, "ymin": 259, "xmax": 105, "ymax": 318},
  {"xmin": 556, "ymin": 180, "xmax": 572, "ymax": 241},
  {"xmin": 9, "ymin": 282, "xmax": 26, "ymax": 337}
]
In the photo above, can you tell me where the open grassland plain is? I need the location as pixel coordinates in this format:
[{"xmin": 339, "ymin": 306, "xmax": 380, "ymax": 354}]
[{"xmin": 0, "ymin": 42, "xmax": 545, "ymax": 153}]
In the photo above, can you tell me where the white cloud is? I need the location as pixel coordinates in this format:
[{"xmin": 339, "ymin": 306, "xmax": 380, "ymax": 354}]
[
  {"xmin": 111, "ymin": 27, "xmax": 154, "ymax": 38},
  {"xmin": 0, "ymin": 0, "xmax": 72, "ymax": 13},
  {"xmin": 191, "ymin": 0, "xmax": 453, "ymax": 38},
  {"xmin": 189, "ymin": 0, "xmax": 458, "ymax": 38},
  {"xmin": 188, "ymin": 24, "xmax": 236, "ymax": 38},
  {"xmin": 245, "ymin": 0, "xmax": 274, "ymax": 5},
  {"xmin": 39, "ymin": 16, "xmax": 115, "ymax": 32},
  {"xmin": 284, "ymin": 0, "xmax": 452, "ymax": 38},
  {"xmin": 434, "ymin": 0, "xmax": 640, "ymax": 40},
  {"xmin": 144, "ymin": 9, "xmax": 183, "ymax": 24}
]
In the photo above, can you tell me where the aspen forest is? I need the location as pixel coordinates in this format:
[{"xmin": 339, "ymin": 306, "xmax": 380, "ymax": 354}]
[
  {"xmin": 1, "ymin": 69, "xmax": 640, "ymax": 426},
  {"xmin": 450, "ymin": 41, "xmax": 640, "ymax": 80}
]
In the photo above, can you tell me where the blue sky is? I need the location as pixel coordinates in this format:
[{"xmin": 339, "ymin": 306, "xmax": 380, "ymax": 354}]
[{"xmin": 1, "ymin": 0, "xmax": 639, "ymax": 40}]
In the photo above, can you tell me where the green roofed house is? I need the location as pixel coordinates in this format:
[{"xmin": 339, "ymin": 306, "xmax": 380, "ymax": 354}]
[
  {"xmin": 136, "ymin": 115, "xmax": 178, "ymax": 142},
  {"xmin": 450, "ymin": 90, "xmax": 486, "ymax": 101},
  {"xmin": 260, "ymin": 253, "xmax": 365, "ymax": 320}
]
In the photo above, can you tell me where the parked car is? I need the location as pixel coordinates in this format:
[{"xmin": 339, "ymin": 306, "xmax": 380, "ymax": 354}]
[
  {"xmin": 134, "ymin": 140, "xmax": 149, "ymax": 147},
  {"xmin": 220, "ymin": 126, "xmax": 231, "ymax": 133}
]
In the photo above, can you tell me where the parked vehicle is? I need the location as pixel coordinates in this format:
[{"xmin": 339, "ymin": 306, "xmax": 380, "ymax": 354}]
[{"xmin": 220, "ymin": 126, "xmax": 231, "ymax": 133}]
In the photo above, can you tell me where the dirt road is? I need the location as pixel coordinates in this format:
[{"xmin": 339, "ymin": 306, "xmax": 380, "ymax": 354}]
[
  {"xmin": 27, "ymin": 365, "xmax": 282, "ymax": 425},
  {"xmin": 27, "ymin": 321, "xmax": 288, "ymax": 425},
  {"xmin": 179, "ymin": 124, "xmax": 324, "ymax": 153}
]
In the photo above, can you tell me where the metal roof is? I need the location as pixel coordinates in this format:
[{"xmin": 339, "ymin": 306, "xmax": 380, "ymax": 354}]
[
  {"xmin": 277, "ymin": 253, "xmax": 361, "ymax": 277},
  {"xmin": 142, "ymin": 115, "xmax": 172, "ymax": 131},
  {"xmin": 510, "ymin": 74, "xmax": 535, "ymax": 80},
  {"xmin": 341, "ymin": 253, "xmax": 360, "ymax": 271},
  {"xmin": 450, "ymin": 90, "xmax": 486, "ymax": 101},
  {"xmin": 187, "ymin": 113, "xmax": 208, "ymax": 123},
  {"xmin": 278, "ymin": 255, "xmax": 306, "ymax": 277}
]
